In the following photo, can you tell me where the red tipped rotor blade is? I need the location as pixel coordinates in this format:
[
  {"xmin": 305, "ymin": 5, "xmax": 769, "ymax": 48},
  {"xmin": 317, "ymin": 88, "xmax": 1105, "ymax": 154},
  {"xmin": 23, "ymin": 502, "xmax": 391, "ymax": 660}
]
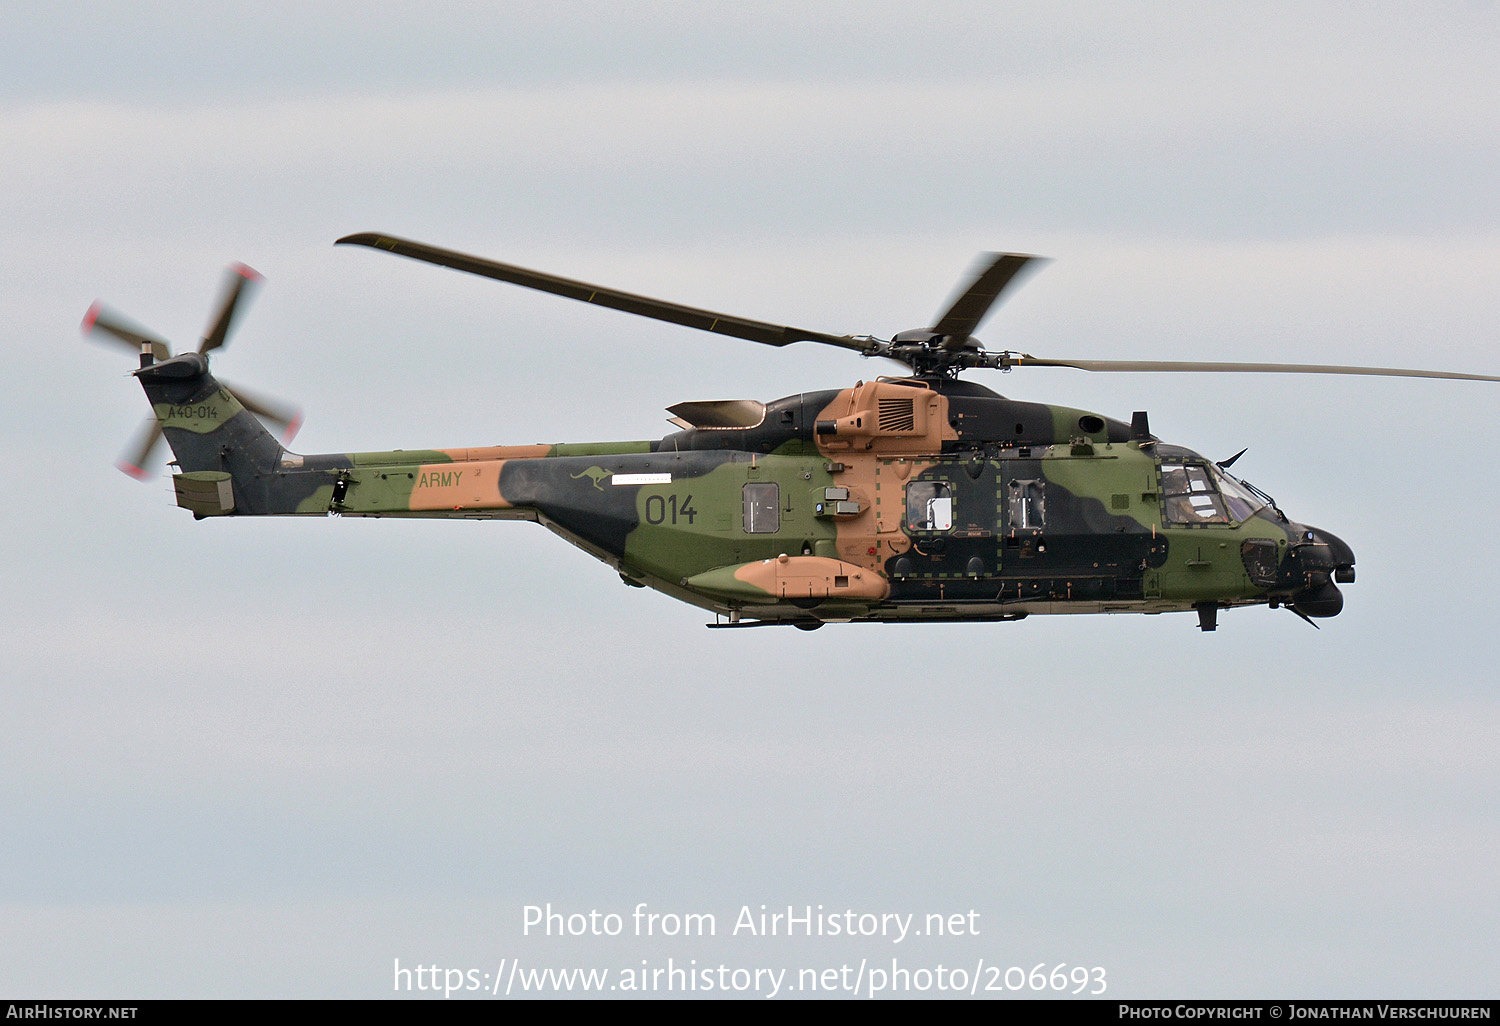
[
  {"xmin": 199, "ymin": 263, "xmax": 262, "ymax": 356},
  {"xmin": 83, "ymin": 303, "xmax": 172, "ymax": 362},
  {"xmin": 115, "ymin": 418, "xmax": 164, "ymax": 480},
  {"xmin": 223, "ymin": 380, "xmax": 302, "ymax": 442}
]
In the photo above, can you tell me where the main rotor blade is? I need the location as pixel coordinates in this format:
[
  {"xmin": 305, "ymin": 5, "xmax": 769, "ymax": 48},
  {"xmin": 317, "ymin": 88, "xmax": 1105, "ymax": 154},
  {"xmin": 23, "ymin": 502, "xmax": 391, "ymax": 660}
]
[
  {"xmin": 82, "ymin": 304, "xmax": 172, "ymax": 362},
  {"xmin": 116, "ymin": 417, "xmax": 163, "ymax": 480},
  {"xmin": 222, "ymin": 380, "xmax": 303, "ymax": 442},
  {"xmin": 199, "ymin": 263, "xmax": 262, "ymax": 355},
  {"xmin": 336, "ymin": 232, "xmax": 869, "ymax": 354},
  {"xmin": 1004, "ymin": 356, "xmax": 1500, "ymax": 382},
  {"xmin": 932, "ymin": 253, "xmax": 1044, "ymax": 340}
]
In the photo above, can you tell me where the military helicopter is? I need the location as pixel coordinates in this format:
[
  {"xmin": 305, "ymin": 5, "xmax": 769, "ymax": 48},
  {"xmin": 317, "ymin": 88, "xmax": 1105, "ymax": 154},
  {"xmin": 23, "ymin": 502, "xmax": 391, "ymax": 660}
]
[{"xmin": 84, "ymin": 233, "xmax": 1500, "ymax": 632}]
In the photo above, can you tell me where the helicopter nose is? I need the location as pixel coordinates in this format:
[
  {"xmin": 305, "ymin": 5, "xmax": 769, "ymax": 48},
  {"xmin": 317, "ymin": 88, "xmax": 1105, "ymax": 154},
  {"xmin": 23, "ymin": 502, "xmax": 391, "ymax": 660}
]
[
  {"xmin": 1286, "ymin": 525, "xmax": 1356, "ymax": 618},
  {"xmin": 1304, "ymin": 526, "xmax": 1356, "ymax": 583}
]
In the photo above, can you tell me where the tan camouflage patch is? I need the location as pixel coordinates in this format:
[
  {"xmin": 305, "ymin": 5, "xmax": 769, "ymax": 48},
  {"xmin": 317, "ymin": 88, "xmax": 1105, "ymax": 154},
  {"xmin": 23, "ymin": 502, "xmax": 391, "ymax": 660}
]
[
  {"xmin": 819, "ymin": 456, "xmax": 912, "ymax": 573},
  {"xmin": 409, "ymin": 460, "xmax": 513, "ymax": 510},
  {"xmin": 731, "ymin": 554, "xmax": 890, "ymax": 602},
  {"xmin": 813, "ymin": 380, "xmax": 958, "ymax": 457},
  {"xmin": 437, "ymin": 444, "xmax": 552, "ymax": 462}
]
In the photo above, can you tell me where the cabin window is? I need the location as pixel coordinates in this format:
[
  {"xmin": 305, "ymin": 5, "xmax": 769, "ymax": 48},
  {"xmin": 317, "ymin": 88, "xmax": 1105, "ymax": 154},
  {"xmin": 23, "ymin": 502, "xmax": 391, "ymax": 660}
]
[
  {"xmin": 743, "ymin": 482, "xmax": 780, "ymax": 533},
  {"xmin": 1006, "ymin": 478, "xmax": 1046, "ymax": 530},
  {"xmin": 906, "ymin": 480, "xmax": 954, "ymax": 532}
]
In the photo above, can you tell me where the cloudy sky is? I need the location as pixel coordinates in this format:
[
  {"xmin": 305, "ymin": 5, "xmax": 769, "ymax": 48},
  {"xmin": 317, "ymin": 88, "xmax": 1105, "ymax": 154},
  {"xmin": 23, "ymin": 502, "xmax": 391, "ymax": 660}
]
[{"xmin": 3, "ymin": 2, "xmax": 1498, "ymax": 999}]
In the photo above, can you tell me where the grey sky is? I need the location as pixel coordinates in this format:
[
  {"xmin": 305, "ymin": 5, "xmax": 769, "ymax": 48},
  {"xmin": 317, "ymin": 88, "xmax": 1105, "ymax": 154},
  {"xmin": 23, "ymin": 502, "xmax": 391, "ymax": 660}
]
[{"xmin": 2, "ymin": 2, "xmax": 1498, "ymax": 998}]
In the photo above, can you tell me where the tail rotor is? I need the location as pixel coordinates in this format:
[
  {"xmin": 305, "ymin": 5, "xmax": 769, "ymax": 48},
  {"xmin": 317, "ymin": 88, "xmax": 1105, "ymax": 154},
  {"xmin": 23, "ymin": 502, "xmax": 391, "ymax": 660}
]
[{"xmin": 84, "ymin": 264, "xmax": 302, "ymax": 478}]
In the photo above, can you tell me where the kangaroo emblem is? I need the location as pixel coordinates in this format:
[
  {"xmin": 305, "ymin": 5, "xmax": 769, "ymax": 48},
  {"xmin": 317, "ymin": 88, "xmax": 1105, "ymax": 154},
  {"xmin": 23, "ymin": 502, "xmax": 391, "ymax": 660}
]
[{"xmin": 570, "ymin": 466, "xmax": 613, "ymax": 490}]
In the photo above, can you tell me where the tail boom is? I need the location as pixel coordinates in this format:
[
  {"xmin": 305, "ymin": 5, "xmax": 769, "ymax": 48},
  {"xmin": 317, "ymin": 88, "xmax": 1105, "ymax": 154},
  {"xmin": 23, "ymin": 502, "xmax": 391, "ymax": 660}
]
[{"xmin": 135, "ymin": 355, "xmax": 570, "ymax": 520}]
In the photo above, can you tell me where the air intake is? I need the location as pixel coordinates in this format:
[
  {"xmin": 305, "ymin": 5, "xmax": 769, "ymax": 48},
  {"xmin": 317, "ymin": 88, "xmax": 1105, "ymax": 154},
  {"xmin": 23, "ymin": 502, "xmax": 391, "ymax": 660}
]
[{"xmin": 877, "ymin": 398, "xmax": 916, "ymax": 432}]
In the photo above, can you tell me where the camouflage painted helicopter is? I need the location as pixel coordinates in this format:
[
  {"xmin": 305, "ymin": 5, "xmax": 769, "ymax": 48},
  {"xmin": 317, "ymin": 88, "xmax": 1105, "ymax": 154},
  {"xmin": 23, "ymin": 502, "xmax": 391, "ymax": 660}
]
[{"xmin": 85, "ymin": 234, "xmax": 1500, "ymax": 631}]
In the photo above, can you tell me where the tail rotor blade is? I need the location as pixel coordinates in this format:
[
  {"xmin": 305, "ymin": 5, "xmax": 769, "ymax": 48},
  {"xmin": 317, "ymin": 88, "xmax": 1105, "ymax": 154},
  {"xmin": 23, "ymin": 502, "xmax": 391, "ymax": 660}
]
[
  {"xmin": 223, "ymin": 379, "xmax": 302, "ymax": 442},
  {"xmin": 82, "ymin": 303, "xmax": 172, "ymax": 362},
  {"xmin": 116, "ymin": 418, "xmax": 164, "ymax": 480},
  {"xmin": 199, "ymin": 263, "xmax": 262, "ymax": 356}
]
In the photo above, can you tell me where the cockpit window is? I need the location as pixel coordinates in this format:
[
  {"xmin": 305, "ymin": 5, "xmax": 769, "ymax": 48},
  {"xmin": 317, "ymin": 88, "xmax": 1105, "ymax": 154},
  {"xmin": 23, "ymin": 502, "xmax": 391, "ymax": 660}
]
[
  {"xmin": 1159, "ymin": 460, "xmax": 1266, "ymax": 524},
  {"xmin": 1161, "ymin": 461, "xmax": 1229, "ymax": 524},
  {"xmin": 1214, "ymin": 469, "xmax": 1266, "ymax": 522}
]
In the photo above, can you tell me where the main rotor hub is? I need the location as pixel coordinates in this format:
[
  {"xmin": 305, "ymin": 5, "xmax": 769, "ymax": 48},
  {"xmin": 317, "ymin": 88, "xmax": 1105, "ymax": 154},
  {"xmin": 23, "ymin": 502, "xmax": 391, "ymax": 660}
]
[{"xmin": 876, "ymin": 330, "xmax": 997, "ymax": 378}]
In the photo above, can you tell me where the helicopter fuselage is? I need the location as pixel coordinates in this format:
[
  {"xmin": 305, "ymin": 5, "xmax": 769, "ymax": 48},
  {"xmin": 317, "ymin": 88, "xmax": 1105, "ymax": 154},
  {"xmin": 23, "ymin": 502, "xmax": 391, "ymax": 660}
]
[{"xmin": 145, "ymin": 360, "xmax": 1353, "ymax": 630}]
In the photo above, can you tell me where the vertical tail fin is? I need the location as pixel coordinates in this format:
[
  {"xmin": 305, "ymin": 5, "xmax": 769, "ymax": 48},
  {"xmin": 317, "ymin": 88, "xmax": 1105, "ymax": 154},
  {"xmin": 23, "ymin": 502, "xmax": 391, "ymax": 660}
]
[
  {"xmin": 85, "ymin": 263, "xmax": 302, "ymax": 491},
  {"xmin": 135, "ymin": 353, "xmax": 287, "ymax": 515}
]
